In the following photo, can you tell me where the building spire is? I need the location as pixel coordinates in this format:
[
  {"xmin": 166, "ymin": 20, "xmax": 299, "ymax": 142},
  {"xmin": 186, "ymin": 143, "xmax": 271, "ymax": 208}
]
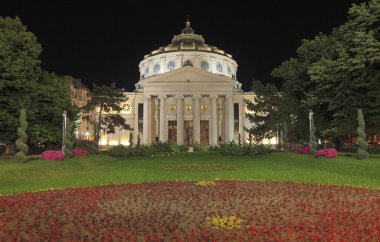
[
  {"xmin": 186, "ymin": 14, "xmax": 190, "ymax": 29},
  {"xmin": 182, "ymin": 15, "xmax": 194, "ymax": 34}
]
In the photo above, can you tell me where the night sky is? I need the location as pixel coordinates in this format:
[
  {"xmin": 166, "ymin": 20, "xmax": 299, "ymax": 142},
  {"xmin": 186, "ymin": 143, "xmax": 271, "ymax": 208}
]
[{"xmin": 1, "ymin": 0, "xmax": 366, "ymax": 91}]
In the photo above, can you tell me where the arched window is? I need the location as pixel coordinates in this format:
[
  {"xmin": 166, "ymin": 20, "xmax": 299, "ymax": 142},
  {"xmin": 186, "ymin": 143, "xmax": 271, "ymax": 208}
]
[
  {"xmin": 154, "ymin": 63, "xmax": 161, "ymax": 73},
  {"xmin": 167, "ymin": 61, "xmax": 175, "ymax": 70},
  {"xmin": 201, "ymin": 61, "xmax": 210, "ymax": 70},
  {"xmin": 216, "ymin": 63, "xmax": 223, "ymax": 72}
]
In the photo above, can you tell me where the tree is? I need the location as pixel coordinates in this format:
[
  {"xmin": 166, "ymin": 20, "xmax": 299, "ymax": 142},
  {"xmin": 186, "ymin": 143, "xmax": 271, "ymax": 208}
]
[
  {"xmin": 309, "ymin": 112, "xmax": 317, "ymax": 156},
  {"xmin": 28, "ymin": 72, "xmax": 78, "ymax": 147},
  {"xmin": 15, "ymin": 109, "xmax": 28, "ymax": 163},
  {"xmin": 0, "ymin": 17, "xmax": 42, "ymax": 143},
  {"xmin": 357, "ymin": 109, "xmax": 369, "ymax": 160},
  {"xmin": 245, "ymin": 79, "xmax": 289, "ymax": 143},
  {"xmin": 83, "ymin": 82, "xmax": 129, "ymax": 148},
  {"xmin": 64, "ymin": 117, "xmax": 74, "ymax": 157},
  {"xmin": 282, "ymin": 120, "xmax": 289, "ymax": 151},
  {"xmin": 272, "ymin": 0, "xmax": 380, "ymax": 142}
]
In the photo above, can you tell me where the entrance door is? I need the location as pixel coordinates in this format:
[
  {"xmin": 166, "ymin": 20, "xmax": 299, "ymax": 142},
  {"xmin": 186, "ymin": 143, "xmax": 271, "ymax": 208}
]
[
  {"xmin": 200, "ymin": 120, "xmax": 209, "ymax": 145},
  {"xmin": 184, "ymin": 121, "xmax": 193, "ymax": 146},
  {"xmin": 168, "ymin": 120, "xmax": 177, "ymax": 144}
]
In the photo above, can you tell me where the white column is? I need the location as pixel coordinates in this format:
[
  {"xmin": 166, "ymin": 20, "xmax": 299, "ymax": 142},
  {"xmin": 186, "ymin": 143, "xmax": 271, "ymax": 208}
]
[
  {"xmin": 133, "ymin": 99, "xmax": 139, "ymax": 145},
  {"xmin": 176, "ymin": 95, "xmax": 184, "ymax": 145},
  {"xmin": 159, "ymin": 95, "xmax": 166, "ymax": 142},
  {"xmin": 211, "ymin": 94, "xmax": 218, "ymax": 146},
  {"xmin": 240, "ymin": 97, "xmax": 246, "ymax": 143},
  {"xmin": 193, "ymin": 95, "xmax": 201, "ymax": 144},
  {"xmin": 227, "ymin": 94, "xmax": 234, "ymax": 142},
  {"xmin": 218, "ymin": 98, "xmax": 223, "ymax": 143},
  {"xmin": 143, "ymin": 95, "xmax": 150, "ymax": 145}
]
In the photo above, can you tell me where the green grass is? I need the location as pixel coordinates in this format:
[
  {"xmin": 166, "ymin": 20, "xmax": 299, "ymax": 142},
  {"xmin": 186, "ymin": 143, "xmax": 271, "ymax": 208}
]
[{"xmin": 0, "ymin": 152, "xmax": 379, "ymax": 194}]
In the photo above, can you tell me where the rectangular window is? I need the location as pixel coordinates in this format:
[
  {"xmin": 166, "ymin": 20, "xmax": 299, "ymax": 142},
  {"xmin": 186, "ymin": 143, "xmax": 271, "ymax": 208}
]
[
  {"xmin": 234, "ymin": 103, "xmax": 239, "ymax": 135},
  {"xmin": 138, "ymin": 103, "xmax": 143, "ymax": 136},
  {"xmin": 168, "ymin": 120, "xmax": 177, "ymax": 144}
]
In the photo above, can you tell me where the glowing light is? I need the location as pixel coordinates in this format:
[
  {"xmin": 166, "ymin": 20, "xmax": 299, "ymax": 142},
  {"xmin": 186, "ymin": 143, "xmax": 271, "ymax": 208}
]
[
  {"xmin": 120, "ymin": 140, "xmax": 130, "ymax": 146},
  {"xmin": 109, "ymin": 141, "xmax": 119, "ymax": 146}
]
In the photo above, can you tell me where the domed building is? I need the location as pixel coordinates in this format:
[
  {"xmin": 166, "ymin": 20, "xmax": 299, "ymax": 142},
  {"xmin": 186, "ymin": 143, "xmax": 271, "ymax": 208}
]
[{"xmin": 100, "ymin": 20, "xmax": 278, "ymax": 147}]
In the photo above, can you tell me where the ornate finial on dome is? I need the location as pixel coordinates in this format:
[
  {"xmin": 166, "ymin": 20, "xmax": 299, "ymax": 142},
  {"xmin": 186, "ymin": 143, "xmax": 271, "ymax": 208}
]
[{"xmin": 182, "ymin": 15, "xmax": 194, "ymax": 34}]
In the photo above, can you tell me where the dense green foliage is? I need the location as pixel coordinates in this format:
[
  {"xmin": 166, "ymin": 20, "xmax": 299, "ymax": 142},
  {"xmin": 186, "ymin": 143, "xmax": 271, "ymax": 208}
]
[
  {"xmin": 245, "ymin": 80, "xmax": 285, "ymax": 143},
  {"xmin": 357, "ymin": 109, "xmax": 369, "ymax": 159},
  {"xmin": 282, "ymin": 120, "xmax": 289, "ymax": 151},
  {"xmin": 15, "ymin": 109, "xmax": 28, "ymax": 163},
  {"xmin": 0, "ymin": 17, "xmax": 77, "ymax": 149},
  {"xmin": 271, "ymin": 0, "xmax": 380, "ymax": 143},
  {"xmin": 82, "ymin": 82, "xmax": 129, "ymax": 148},
  {"xmin": 0, "ymin": 152, "xmax": 379, "ymax": 194},
  {"xmin": 0, "ymin": 17, "xmax": 41, "ymax": 142},
  {"xmin": 220, "ymin": 142, "xmax": 272, "ymax": 156},
  {"xmin": 29, "ymin": 73, "xmax": 77, "ymax": 146}
]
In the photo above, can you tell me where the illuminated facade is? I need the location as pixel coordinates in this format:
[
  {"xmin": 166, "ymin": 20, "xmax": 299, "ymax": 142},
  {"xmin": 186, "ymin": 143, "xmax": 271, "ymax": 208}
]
[
  {"xmin": 100, "ymin": 20, "xmax": 278, "ymax": 147},
  {"xmin": 67, "ymin": 77, "xmax": 94, "ymax": 140}
]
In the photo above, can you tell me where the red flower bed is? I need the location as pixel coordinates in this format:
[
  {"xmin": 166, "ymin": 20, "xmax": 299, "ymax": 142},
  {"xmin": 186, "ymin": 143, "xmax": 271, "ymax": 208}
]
[
  {"xmin": 316, "ymin": 148, "xmax": 338, "ymax": 158},
  {"xmin": 0, "ymin": 181, "xmax": 378, "ymax": 241},
  {"xmin": 72, "ymin": 149, "xmax": 89, "ymax": 157},
  {"xmin": 41, "ymin": 150, "xmax": 65, "ymax": 160}
]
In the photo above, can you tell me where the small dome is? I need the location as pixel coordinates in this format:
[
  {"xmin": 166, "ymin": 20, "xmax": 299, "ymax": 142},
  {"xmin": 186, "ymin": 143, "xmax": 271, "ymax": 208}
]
[{"xmin": 143, "ymin": 19, "xmax": 232, "ymax": 59}]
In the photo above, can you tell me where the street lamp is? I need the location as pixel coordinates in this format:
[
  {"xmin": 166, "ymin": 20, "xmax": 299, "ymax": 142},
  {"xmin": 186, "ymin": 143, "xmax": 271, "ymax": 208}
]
[
  {"xmin": 309, "ymin": 109, "xmax": 313, "ymax": 146},
  {"xmin": 62, "ymin": 111, "xmax": 67, "ymax": 152}
]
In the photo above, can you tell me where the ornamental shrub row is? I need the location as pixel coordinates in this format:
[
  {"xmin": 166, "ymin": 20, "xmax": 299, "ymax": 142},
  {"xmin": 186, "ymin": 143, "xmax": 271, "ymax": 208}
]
[{"xmin": 41, "ymin": 149, "xmax": 89, "ymax": 160}]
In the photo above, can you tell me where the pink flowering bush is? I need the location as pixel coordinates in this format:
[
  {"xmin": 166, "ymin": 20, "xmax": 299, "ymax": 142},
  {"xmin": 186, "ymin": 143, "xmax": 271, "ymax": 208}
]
[
  {"xmin": 41, "ymin": 150, "xmax": 65, "ymax": 160},
  {"xmin": 316, "ymin": 148, "xmax": 337, "ymax": 158},
  {"xmin": 72, "ymin": 149, "xmax": 89, "ymax": 157},
  {"xmin": 294, "ymin": 146, "xmax": 310, "ymax": 154}
]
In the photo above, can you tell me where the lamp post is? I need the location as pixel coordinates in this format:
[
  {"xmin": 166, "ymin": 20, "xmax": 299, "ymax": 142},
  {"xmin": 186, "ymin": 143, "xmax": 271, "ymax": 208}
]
[
  {"xmin": 62, "ymin": 111, "xmax": 67, "ymax": 152},
  {"xmin": 309, "ymin": 109, "xmax": 313, "ymax": 147}
]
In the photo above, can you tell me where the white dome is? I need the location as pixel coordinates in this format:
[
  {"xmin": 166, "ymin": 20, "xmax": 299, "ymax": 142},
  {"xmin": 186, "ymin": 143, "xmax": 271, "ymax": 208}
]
[{"xmin": 138, "ymin": 20, "xmax": 238, "ymax": 80}]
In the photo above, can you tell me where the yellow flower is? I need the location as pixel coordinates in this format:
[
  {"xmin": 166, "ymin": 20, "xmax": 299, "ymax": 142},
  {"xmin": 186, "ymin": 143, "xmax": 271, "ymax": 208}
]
[{"xmin": 206, "ymin": 215, "xmax": 242, "ymax": 230}]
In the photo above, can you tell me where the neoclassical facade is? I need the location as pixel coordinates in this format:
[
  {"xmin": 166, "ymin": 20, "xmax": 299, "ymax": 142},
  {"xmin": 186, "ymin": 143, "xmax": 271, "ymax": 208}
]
[{"xmin": 100, "ymin": 20, "xmax": 277, "ymax": 147}]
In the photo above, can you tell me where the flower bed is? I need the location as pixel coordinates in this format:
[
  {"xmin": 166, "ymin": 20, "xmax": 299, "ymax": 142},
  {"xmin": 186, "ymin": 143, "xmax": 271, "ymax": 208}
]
[
  {"xmin": 41, "ymin": 150, "xmax": 65, "ymax": 160},
  {"xmin": 72, "ymin": 149, "xmax": 89, "ymax": 157},
  {"xmin": 0, "ymin": 181, "xmax": 378, "ymax": 241},
  {"xmin": 316, "ymin": 148, "xmax": 338, "ymax": 158}
]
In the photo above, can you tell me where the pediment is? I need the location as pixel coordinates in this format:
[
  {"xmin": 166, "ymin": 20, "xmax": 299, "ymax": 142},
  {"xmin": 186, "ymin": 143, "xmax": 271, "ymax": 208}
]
[{"xmin": 138, "ymin": 66, "xmax": 236, "ymax": 85}]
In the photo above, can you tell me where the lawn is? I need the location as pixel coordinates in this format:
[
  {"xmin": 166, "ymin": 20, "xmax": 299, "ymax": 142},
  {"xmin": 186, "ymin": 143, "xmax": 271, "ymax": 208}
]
[{"xmin": 0, "ymin": 151, "xmax": 379, "ymax": 195}]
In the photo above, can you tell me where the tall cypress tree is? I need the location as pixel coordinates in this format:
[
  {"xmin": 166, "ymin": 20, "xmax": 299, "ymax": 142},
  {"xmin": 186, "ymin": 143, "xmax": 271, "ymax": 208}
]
[
  {"xmin": 357, "ymin": 109, "xmax": 369, "ymax": 160},
  {"xmin": 15, "ymin": 109, "xmax": 28, "ymax": 163}
]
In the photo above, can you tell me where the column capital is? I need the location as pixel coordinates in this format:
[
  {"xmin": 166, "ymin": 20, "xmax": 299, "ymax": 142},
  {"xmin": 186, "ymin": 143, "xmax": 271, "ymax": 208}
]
[
  {"xmin": 226, "ymin": 94, "xmax": 233, "ymax": 100},
  {"xmin": 175, "ymin": 94, "xmax": 184, "ymax": 99},
  {"xmin": 210, "ymin": 94, "xmax": 218, "ymax": 99},
  {"xmin": 193, "ymin": 94, "xmax": 202, "ymax": 99},
  {"xmin": 158, "ymin": 95, "xmax": 167, "ymax": 100},
  {"xmin": 144, "ymin": 95, "xmax": 151, "ymax": 101}
]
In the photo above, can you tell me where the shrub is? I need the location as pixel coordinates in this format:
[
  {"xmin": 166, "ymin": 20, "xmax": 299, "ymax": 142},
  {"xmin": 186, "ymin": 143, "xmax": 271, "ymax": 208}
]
[
  {"xmin": 220, "ymin": 142, "xmax": 243, "ymax": 155},
  {"xmin": 151, "ymin": 141, "xmax": 173, "ymax": 152},
  {"xmin": 294, "ymin": 146, "xmax": 310, "ymax": 154},
  {"xmin": 193, "ymin": 143, "xmax": 208, "ymax": 152},
  {"xmin": 15, "ymin": 109, "xmax": 28, "ymax": 163},
  {"xmin": 107, "ymin": 145, "xmax": 130, "ymax": 156},
  {"xmin": 130, "ymin": 145, "xmax": 154, "ymax": 156},
  {"xmin": 41, "ymin": 150, "xmax": 65, "ymax": 160},
  {"xmin": 356, "ymin": 109, "xmax": 369, "ymax": 160},
  {"xmin": 74, "ymin": 140, "xmax": 99, "ymax": 154},
  {"xmin": 72, "ymin": 149, "xmax": 89, "ymax": 157},
  {"xmin": 315, "ymin": 148, "xmax": 337, "ymax": 158}
]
